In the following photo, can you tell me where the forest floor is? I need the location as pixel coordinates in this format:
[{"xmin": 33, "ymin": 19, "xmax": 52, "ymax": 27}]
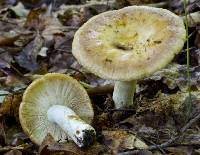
[{"xmin": 0, "ymin": 0, "xmax": 200, "ymax": 154}]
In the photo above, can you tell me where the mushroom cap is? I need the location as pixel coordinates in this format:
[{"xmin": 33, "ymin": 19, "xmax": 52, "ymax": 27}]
[
  {"xmin": 72, "ymin": 6, "xmax": 186, "ymax": 81},
  {"xmin": 19, "ymin": 73, "xmax": 94, "ymax": 145}
]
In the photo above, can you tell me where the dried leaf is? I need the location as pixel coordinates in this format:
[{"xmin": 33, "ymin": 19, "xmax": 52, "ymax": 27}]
[
  {"xmin": 57, "ymin": 3, "xmax": 109, "ymax": 27},
  {"xmin": 38, "ymin": 134, "xmax": 55, "ymax": 155},
  {"xmin": 15, "ymin": 33, "xmax": 43, "ymax": 72},
  {"xmin": 0, "ymin": 94, "xmax": 22, "ymax": 122},
  {"xmin": 0, "ymin": 35, "xmax": 19, "ymax": 46},
  {"xmin": 47, "ymin": 141, "xmax": 105, "ymax": 155},
  {"xmin": 24, "ymin": 8, "xmax": 45, "ymax": 30},
  {"xmin": 143, "ymin": 64, "xmax": 200, "ymax": 92},
  {"xmin": 166, "ymin": 146, "xmax": 194, "ymax": 155},
  {"xmin": 102, "ymin": 130, "xmax": 148, "ymax": 154},
  {"xmin": 4, "ymin": 149, "xmax": 22, "ymax": 155}
]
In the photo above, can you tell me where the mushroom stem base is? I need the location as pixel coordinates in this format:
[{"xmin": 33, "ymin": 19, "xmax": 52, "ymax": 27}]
[
  {"xmin": 113, "ymin": 80, "xmax": 136, "ymax": 109},
  {"xmin": 47, "ymin": 105, "xmax": 95, "ymax": 147}
]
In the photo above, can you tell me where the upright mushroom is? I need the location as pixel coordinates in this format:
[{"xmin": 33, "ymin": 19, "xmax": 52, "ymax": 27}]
[
  {"xmin": 19, "ymin": 73, "xmax": 95, "ymax": 147},
  {"xmin": 72, "ymin": 6, "xmax": 186, "ymax": 109}
]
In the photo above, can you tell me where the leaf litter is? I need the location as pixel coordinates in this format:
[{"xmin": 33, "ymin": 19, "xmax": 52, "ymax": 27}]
[{"xmin": 0, "ymin": 0, "xmax": 200, "ymax": 154}]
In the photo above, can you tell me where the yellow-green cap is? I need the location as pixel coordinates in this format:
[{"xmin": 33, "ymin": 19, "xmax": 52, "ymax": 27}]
[{"xmin": 72, "ymin": 6, "xmax": 186, "ymax": 81}]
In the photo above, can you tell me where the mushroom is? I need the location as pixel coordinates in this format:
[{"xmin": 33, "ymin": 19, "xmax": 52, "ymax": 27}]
[
  {"xmin": 72, "ymin": 6, "xmax": 186, "ymax": 109},
  {"xmin": 19, "ymin": 73, "xmax": 95, "ymax": 147}
]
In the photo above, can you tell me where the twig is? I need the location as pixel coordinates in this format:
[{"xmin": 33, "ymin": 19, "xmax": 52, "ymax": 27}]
[
  {"xmin": 117, "ymin": 150, "xmax": 140, "ymax": 155},
  {"xmin": 105, "ymin": 108, "xmax": 135, "ymax": 112},
  {"xmin": 149, "ymin": 113, "xmax": 200, "ymax": 150},
  {"xmin": 0, "ymin": 144, "xmax": 30, "ymax": 152},
  {"xmin": 180, "ymin": 113, "xmax": 200, "ymax": 133},
  {"xmin": 143, "ymin": 138, "xmax": 167, "ymax": 154},
  {"xmin": 87, "ymin": 84, "xmax": 113, "ymax": 95},
  {"xmin": 117, "ymin": 113, "xmax": 200, "ymax": 154}
]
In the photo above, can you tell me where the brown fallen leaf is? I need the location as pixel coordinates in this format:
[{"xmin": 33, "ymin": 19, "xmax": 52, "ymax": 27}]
[
  {"xmin": 0, "ymin": 36, "xmax": 19, "ymax": 46},
  {"xmin": 15, "ymin": 32, "xmax": 43, "ymax": 72},
  {"xmin": 0, "ymin": 94, "xmax": 22, "ymax": 122},
  {"xmin": 166, "ymin": 146, "xmax": 194, "ymax": 155},
  {"xmin": 24, "ymin": 8, "xmax": 46, "ymax": 30},
  {"xmin": 102, "ymin": 130, "xmax": 148, "ymax": 154},
  {"xmin": 38, "ymin": 133, "xmax": 56, "ymax": 155},
  {"xmin": 48, "ymin": 142, "xmax": 105, "ymax": 155},
  {"xmin": 37, "ymin": 133, "xmax": 106, "ymax": 155},
  {"xmin": 56, "ymin": 2, "xmax": 109, "ymax": 27},
  {"xmin": 4, "ymin": 149, "xmax": 22, "ymax": 155}
]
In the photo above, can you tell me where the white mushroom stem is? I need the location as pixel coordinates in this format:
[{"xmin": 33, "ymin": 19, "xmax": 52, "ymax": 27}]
[
  {"xmin": 113, "ymin": 80, "xmax": 137, "ymax": 109},
  {"xmin": 47, "ymin": 105, "xmax": 96, "ymax": 147}
]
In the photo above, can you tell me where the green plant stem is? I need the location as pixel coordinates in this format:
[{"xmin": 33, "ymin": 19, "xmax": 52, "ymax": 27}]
[{"xmin": 183, "ymin": 0, "xmax": 192, "ymax": 119}]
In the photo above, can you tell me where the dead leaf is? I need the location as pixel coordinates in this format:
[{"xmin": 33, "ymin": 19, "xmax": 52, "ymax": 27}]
[
  {"xmin": 57, "ymin": 2, "xmax": 109, "ymax": 27},
  {"xmin": 42, "ymin": 26, "xmax": 64, "ymax": 42},
  {"xmin": 46, "ymin": 141, "xmax": 105, "ymax": 155},
  {"xmin": 25, "ymin": 7, "xmax": 62, "ymax": 32},
  {"xmin": 38, "ymin": 134, "xmax": 55, "ymax": 155},
  {"xmin": 4, "ymin": 149, "xmax": 22, "ymax": 155},
  {"xmin": 101, "ymin": 130, "xmax": 148, "ymax": 154},
  {"xmin": 0, "ymin": 35, "xmax": 19, "ymax": 46},
  {"xmin": 24, "ymin": 8, "xmax": 45, "ymax": 30},
  {"xmin": 15, "ymin": 33, "xmax": 43, "ymax": 72},
  {"xmin": 166, "ymin": 146, "xmax": 194, "ymax": 155},
  {"xmin": 48, "ymin": 52, "xmax": 75, "ymax": 73},
  {"xmin": 142, "ymin": 64, "xmax": 200, "ymax": 92},
  {"xmin": 0, "ymin": 53, "xmax": 12, "ymax": 69},
  {"xmin": 0, "ymin": 94, "xmax": 22, "ymax": 122}
]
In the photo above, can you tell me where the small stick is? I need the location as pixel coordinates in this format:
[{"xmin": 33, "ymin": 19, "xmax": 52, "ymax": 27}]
[
  {"xmin": 87, "ymin": 84, "xmax": 113, "ymax": 95},
  {"xmin": 0, "ymin": 144, "xmax": 30, "ymax": 152},
  {"xmin": 105, "ymin": 108, "xmax": 135, "ymax": 112},
  {"xmin": 117, "ymin": 113, "xmax": 200, "ymax": 155},
  {"xmin": 149, "ymin": 113, "xmax": 200, "ymax": 150}
]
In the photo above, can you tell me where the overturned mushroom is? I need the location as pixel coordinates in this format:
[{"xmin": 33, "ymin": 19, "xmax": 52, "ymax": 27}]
[
  {"xmin": 72, "ymin": 6, "xmax": 186, "ymax": 108},
  {"xmin": 19, "ymin": 73, "xmax": 95, "ymax": 147}
]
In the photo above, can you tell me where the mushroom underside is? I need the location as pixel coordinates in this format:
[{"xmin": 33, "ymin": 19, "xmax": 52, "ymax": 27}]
[{"xmin": 19, "ymin": 74, "xmax": 94, "ymax": 145}]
